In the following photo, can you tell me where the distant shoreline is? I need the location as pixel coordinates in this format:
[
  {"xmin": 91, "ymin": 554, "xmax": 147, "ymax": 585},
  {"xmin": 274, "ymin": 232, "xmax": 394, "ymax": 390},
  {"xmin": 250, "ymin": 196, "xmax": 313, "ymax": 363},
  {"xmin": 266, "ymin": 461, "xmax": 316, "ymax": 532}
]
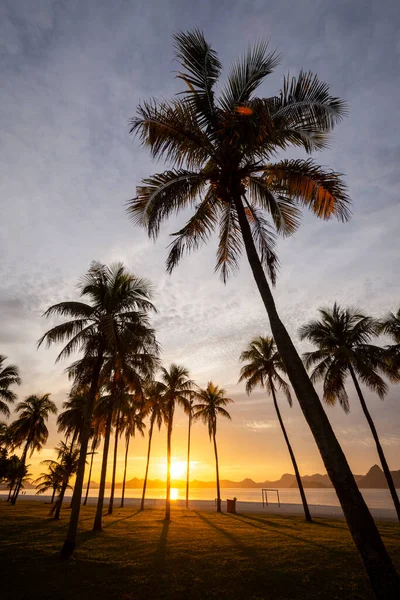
[{"xmin": 2, "ymin": 495, "xmax": 397, "ymax": 522}]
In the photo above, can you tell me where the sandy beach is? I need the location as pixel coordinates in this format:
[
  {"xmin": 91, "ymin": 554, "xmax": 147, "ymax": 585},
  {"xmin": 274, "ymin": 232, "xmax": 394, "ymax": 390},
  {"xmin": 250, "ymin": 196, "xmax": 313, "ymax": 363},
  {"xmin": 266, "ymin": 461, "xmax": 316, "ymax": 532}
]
[{"xmin": 4, "ymin": 494, "xmax": 397, "ymax": 521}]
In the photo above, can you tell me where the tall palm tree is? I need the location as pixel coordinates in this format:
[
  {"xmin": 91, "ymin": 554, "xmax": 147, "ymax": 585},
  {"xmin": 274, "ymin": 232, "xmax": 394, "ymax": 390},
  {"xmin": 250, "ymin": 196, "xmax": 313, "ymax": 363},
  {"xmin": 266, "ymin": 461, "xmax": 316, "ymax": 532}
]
[
  {"xmin": 185, "ymin": 395, "xmax": 194, "ymax": 509},
  {"xmin": 94, "ymin": 341, "xmax": 157, "ymax": 529},
  {"xmin": 127, "ymin": 30, "xmax": 400, "ymax": 595},
  {"xmin": 300, "ymin": 304, "xmax": 400, "ymax": 521},
  {"xmin": 50, "ymin": 441, "xmax": 80, "ymax": 520},
  {"xmin": 158, "ymin": 364, "xmax": 193, "ymax": 520},
  {"xmin": 8, "ymin": 394, "xmax": 57, "ymax": 504},
  {"xmin": 39, "ymin": 261, "xmax": 157, "ymax": 558},
  {"xmin": 193, "ymin": 382, "xmax": 232, "ymax": 512},
  {"xmin": 140, "ymin": 381, "xmax": 167, "ymax": 510},
  {"xmin": 239, "ymin": 336, "xmax": 311, "ymax": 521},
  {"xmin": 0, "ymin": 355, "xmax": 21, "ymax": 417},
  {"xmin": 120, "ymin": 401, "xmax": 146, "ymax": 508}
]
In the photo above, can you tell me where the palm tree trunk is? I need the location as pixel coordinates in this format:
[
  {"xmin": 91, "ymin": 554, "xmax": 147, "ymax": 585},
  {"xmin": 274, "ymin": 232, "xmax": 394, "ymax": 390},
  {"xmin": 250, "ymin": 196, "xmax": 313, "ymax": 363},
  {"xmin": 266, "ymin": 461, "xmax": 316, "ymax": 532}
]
[
  {"xmin": 93, "ymin": 409, "xmax": 113, "ymax": 531},
  {"xmin": 61, "ymin": 349, "xmax": 104, "ymax": 559},
  {"xmin": 83, "ymin": 438, "xmax": 97, "ymax": 506},
  {"xmin": 140, "ymin": 419, "xmax": 154, "ymax": 510},
  {"xmin": 165, "ymin": 407, "xmax": 173, "ymax": 520},
  {"xmin": 53, "ymin": 479, "xmax": 68, "ymax": 520},
  {"xmin": 185, "ymin": 411, "xmax": 192, "ymax": 509},
  {"xmin": 120, "ymin": 434, "xmax": 130, "ymax": 508},
  {"xmin": 7, "ymin": 483, "xmax": 14, "ymax": 501},
  {"xmin": 108, "ymin": 409, "xmax": 121, "ymax": 515},
  {"xmin": 348, "ymin": 365, "xmax": 400, "ymax": 521},
  {"xmin": 269, "ymin": 377, "xmax": 311, "ymax": 522},
  {"xmin": 212, "ymin": 428, "xmax": 221, "ymax": 513},
  {"xmin": 11, "ymin": 437, "xmax": 30, "ymax": 505},
  {"xmin": 51, "ymin": 486, "xmax": 56, "ymax": 504},
  {"xmin": 68, "ymin": 431, "xmax": 78, "ymax": 508},
  {"xmin": 234, "ymin": 194, "xmax": 400, "ymax": 598}
]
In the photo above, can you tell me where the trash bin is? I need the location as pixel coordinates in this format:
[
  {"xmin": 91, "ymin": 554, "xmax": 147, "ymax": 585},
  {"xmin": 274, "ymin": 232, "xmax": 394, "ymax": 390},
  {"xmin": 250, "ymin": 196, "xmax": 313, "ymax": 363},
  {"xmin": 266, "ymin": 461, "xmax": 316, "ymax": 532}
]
[{"xmin": 226, "ymin": 497, "xmax": 237, "ymax": 514}]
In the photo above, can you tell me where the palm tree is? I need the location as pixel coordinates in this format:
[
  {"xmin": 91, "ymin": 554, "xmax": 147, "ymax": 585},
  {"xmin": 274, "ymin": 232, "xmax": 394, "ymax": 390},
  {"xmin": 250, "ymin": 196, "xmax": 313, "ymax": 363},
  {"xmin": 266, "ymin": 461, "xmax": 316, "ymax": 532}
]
[
  {"xmin": 193, "ymin": 382, "xmax": 232, "ymax": 512},
  {"xmin": 0, "ymin": 355, "xmax": 21, "ymax": 417},
  {"xmin": 8, "ymin": 394, "xmax": 57, "ymax": 504},
  {"xmin": 185, "ymin": 394, "xmax": 194, "ymax": 509},
  {"xmin": 83, "ymin": 422, "xmax": 101, "ymax": 506},
  {"xmin": 140, "ymin": 381, "xmax": 166, "ymax": 510},
  {"xmin": 39, "ymin": 261, "xmax": 157, "ymax": 558},
  {"xmin": 300, "ymin": 304, "xmax": 400, "ymax": 521},
  {"xmin": 57, "ymin": 390, "xmax": 86, "ymax": 447},
  {"xmin": 35, "ymin": 461, "xmax": 64, "ymax": 503},
  {"xmin": 50, "ymin": 441, "xmax": 80, "ymax": 519},
  {"xmin": 239, "ymin": 336, "xmax": 311, "ymax": 521},
  {"xmin": 94, "ymin": 341, "xmax": 157, "ymax": 529},
  {"xmin": 158, "ymin": 365, "xmax": 193, "ymax": 520},
  {"xmin": 127, "ymin": 30, "xmax": 400, "ymax": 595},
  {"xmin": 379, "ymin": 308, "xmax": 400, "ymax": 368},
  {"xmin": 4, "ymin": 455, "xmax": 25, "ymax": 500},
  {"xmin": 120, "ymin": 401, "xmax": 146, "ymax": 508}
]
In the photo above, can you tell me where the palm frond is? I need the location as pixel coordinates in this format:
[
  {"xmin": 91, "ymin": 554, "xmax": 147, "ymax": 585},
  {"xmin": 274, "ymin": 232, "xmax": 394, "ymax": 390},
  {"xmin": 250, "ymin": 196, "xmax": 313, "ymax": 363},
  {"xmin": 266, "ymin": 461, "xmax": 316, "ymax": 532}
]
[
  {"xmin": 166, "ymin": 189, "xmax": 219, "ymax": 274},
  {"xmin": 264, "ymin": 159, "xmax": 351, "ymax": 222},
  {"xmin": 128, "ymin": 170, "xmax": 205, "ymax": 239},
  {"xmin": 219, "ymin": 41, "xmax": 281, "ymax": 111},
  {"xmin": 215, "ymin": 201, "xmax": 242, "ymax": 282}
]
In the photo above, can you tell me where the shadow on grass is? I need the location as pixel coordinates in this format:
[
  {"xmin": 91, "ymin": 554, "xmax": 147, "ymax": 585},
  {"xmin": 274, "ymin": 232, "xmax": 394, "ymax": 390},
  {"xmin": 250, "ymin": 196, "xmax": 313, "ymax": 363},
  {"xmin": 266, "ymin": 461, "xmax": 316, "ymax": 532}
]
[
  {"xmin": 194, "ymin": 512, "xmax": 258, "ymax": 560},
  {"xmin": 153, "ymin": 519, "xmax": 170, "ymax": 570},
  {"xmin": 224, "ymin": 513, "xmax": 348, "ymax": 557},
  {"xmin": 103, "ymin": 510, "xmax": 141, "ymax": 528}
]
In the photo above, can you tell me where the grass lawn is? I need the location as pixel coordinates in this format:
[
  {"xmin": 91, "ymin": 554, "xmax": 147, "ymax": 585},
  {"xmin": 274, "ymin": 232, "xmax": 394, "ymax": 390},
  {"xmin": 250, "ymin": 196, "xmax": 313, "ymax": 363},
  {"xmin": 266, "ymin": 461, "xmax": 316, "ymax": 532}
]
[{"xmin": 0, "ymin": 501, "xmax": 399, "ymax": 599}]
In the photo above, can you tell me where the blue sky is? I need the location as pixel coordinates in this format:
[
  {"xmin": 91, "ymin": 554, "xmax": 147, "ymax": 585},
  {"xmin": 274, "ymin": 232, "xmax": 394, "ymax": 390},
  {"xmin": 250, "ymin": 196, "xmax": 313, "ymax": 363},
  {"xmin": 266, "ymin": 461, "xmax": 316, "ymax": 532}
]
[{"xmin": 1, "ymin": 0, "xmax": 399, "ymax": 481}]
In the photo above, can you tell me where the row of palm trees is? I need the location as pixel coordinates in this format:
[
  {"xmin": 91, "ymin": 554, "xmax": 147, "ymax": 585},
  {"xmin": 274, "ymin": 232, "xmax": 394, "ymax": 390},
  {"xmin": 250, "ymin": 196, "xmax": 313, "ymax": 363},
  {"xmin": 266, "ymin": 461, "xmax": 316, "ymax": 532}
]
[
  {"xmin": 126, "ymin": 29, "xmax": 400, "ymax": 597},
  {"xmin": 2, "ymin": 299, "xmax": 399, "ymax": 525}
]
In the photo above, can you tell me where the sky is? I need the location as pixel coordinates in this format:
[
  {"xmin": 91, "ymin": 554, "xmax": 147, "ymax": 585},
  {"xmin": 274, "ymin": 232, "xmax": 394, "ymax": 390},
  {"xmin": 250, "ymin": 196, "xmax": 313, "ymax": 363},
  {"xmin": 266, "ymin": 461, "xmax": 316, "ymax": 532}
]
[{"xmin": 1, "ymin": 0, "xmax": 399, "ymax": 485}]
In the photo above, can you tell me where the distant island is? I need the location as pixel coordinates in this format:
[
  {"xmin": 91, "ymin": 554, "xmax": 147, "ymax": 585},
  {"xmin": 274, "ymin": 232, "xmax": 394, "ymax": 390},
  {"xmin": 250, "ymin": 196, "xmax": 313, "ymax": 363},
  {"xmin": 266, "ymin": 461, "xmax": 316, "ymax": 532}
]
[
  {"xmin": 9, "ymin": 464, "xmax": 399, "ymax": 491},
  {"xmin": 85, "ymin": 464, "xmax": 400, "ymax": 490}
]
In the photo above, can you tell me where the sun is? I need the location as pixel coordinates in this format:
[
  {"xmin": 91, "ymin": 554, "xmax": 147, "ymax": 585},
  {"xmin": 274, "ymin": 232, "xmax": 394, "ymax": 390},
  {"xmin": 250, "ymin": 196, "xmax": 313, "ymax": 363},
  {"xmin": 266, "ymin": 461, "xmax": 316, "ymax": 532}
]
[{"xmin": 170, "ymin": 461, "xmax": 186, "ymax": 479}]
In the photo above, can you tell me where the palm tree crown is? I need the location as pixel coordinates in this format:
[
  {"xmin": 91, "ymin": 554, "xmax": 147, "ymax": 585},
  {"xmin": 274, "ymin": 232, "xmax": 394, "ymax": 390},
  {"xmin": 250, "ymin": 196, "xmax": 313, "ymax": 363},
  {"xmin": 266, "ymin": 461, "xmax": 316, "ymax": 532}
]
[
  {"xmin": 57, "ymin": 391, "xmax": 86, "ymax": 442},
  {"xmin": 128, "ymin": 29, "xmax": 349, "ymax": 283},
  {"xmin": 299, "ymin": 303, "xmax": 389, "ymax": 412},
  {"xmin": 159, "ymin": 364, "xmax": 194, "ymax": 417},
  {"xmin": 9, "ymin": 394, "xmax": 57, "ymax": 454},
  {"xmin": 238, "ymin": 336, "xmax": 291, "ymax": 402},
  {"xmin": 38, "ymin": 261, "xmax": 156, "ymax": 362},
  {"xmin": 193, "ymin": 382, "xmax": 233, "ymax": 437},
  {"xmin": 0, "ymin": 355, "xmax": 21, "ymax": 417}
]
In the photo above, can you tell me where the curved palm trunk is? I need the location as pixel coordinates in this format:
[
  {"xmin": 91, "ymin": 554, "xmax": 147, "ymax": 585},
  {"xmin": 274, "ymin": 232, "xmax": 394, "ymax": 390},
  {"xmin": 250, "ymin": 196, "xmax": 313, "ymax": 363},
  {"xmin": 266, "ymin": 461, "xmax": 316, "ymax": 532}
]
[
  {"xmin": 120, "ymin": 434, "xmax": 130, "ymax": 508},
  {"xmin": 7, "ymin": 483, "xmax": 15, "ymax": 502},
  {"xmin": 93, "ymin": 409, "xmax": 113, "ymax": 531},
  {"xmin": 269, "ymin": 377, "xmax": 311, "ymax": 522},
  {"xmin": 53, "ymin": 479, "xmax": 68, "ymax": 520},
  {"xmin": 68, "ymin": 431, "xmax": 79, "ymax": 508},
  {"xmin": 349, "ymin": 365, "xmax": 400, "ymax": 521},
  {"xmin": 61, "ymin": 350, "xmax": 104, "ymax": 559},
  {"xmin": 11, "ymin": 437, "xmax": 30, "ymax": 505},
  {"xmin": 186, "ymin": 411, "xmax": 192, "ymax": 509},
  {"xmin": 83, "ymin": 440, "xmax": 96, "ymax": 506},
  {"xmin": 165, "ymin": 407, "xmax": 173, "ymax": 520},
  {"xmin": 108, "ymin": 409, "xmax": 121, "ymax": 515},
  {"xmin": 234, "ymin": 194, "xmax": 400, "ymax": 598},
  {"xmin": 140, "ymin": 419, "xmax": 154, "ymax": 510},
  {"xmin": 212, "ymin": 428, "xmax": 221, "ymax": 513},
  {"xmin": 51, "ymin": 486, "xmax": 56, "ymax": 504}
]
